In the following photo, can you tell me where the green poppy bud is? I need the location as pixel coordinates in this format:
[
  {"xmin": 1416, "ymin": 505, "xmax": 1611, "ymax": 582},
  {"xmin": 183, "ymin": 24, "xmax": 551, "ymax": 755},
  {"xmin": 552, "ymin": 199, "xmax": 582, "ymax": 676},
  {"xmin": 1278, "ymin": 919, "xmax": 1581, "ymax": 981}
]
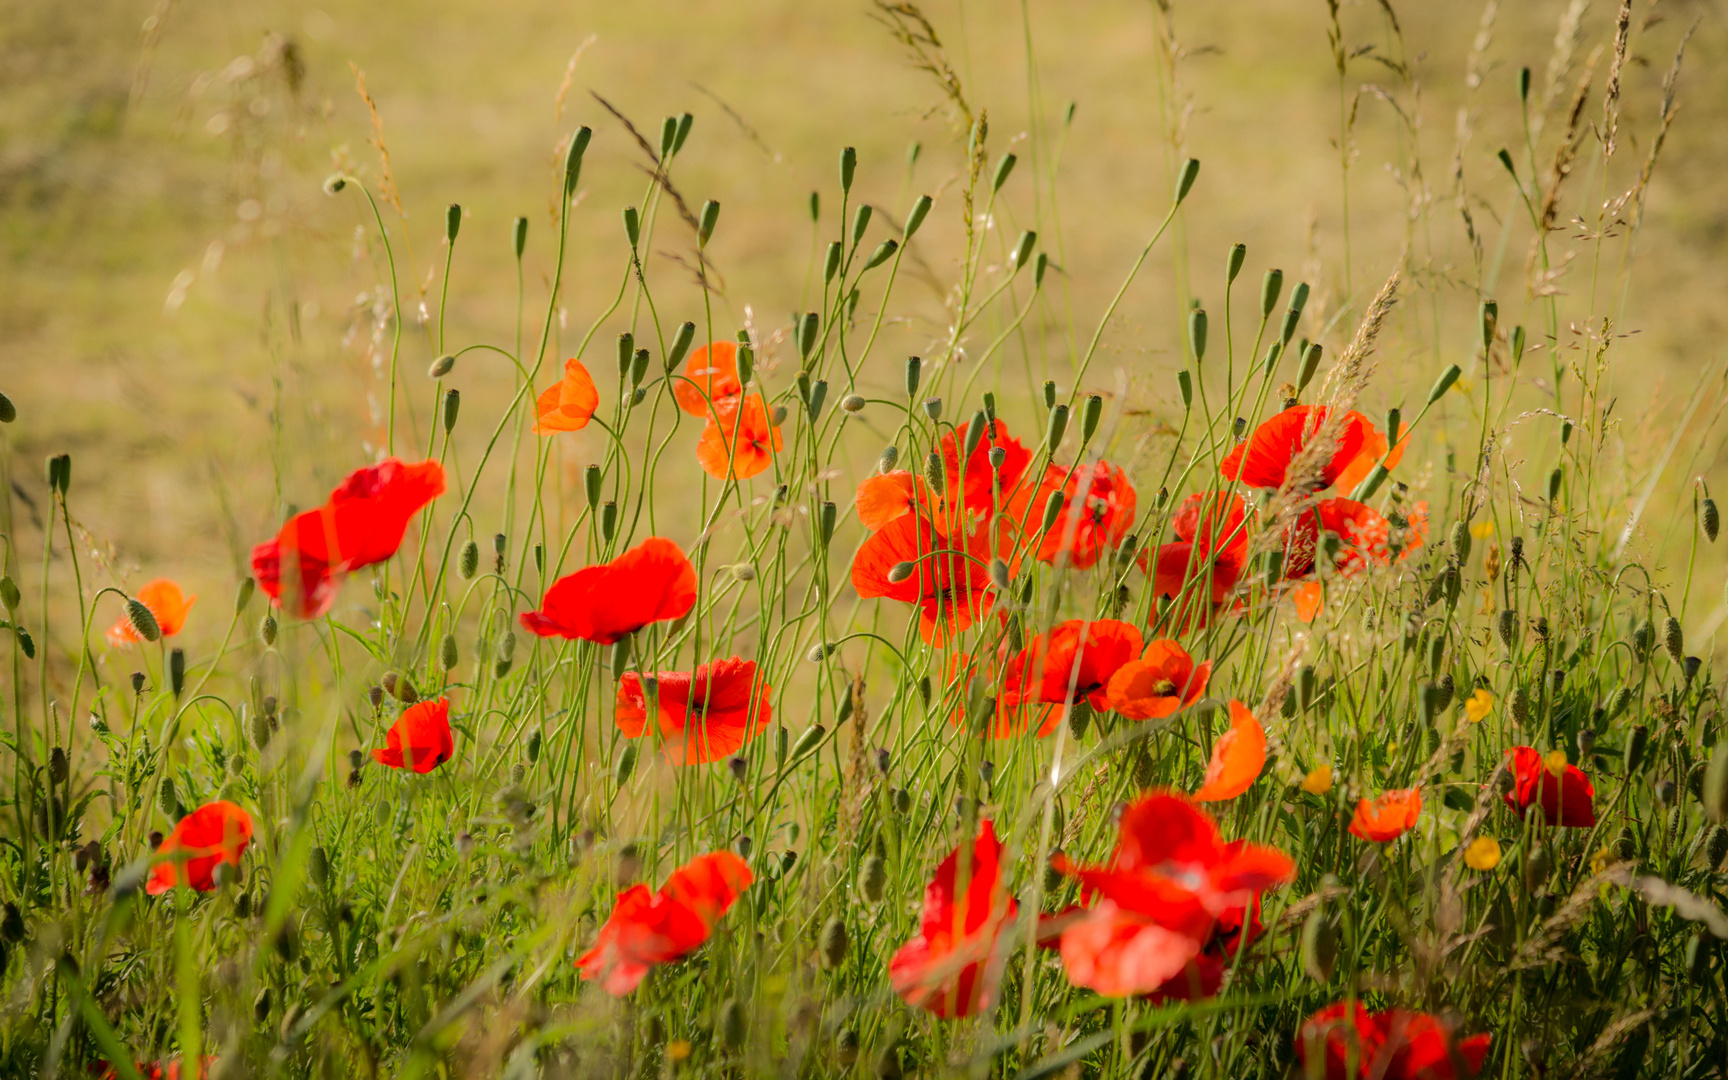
[
  {"xmin": 698, "ymin": 199, "xmax": 720, "ymax": 246},
  {"xmin": 428, "ymin": 354, "xmax": 455, "ymax": 379},
  {"xmin": 904, "ymin": 194, "xmax": 932, "ymax": 238},
  {"xmin": 1428, "ymin": 364, "xmax": 1462, "ymax": 404},
  {"xmin": 1189, "ymin": 309, "xmax": 1208, "ymax": 363},
  {"xmin": 1174, "ymin": 157, "xmax": 1200, "ymax": 203},
  {"xmin": 125, "ymin": 598, "xmax": 161, "ymax": 643},
  {"xmin": 819, "ymin": 916, "xmax": 848, "ymax": 969},
  {"xmin": 1227, "ymin": 243, "xmax": 1247, "ymax": 284},
  {"xmin": 442, "ymin": 388, "xmax": 460, "ymax": 433},
  {"xmin": 1260, "ymin": 268, "xmax": 1284, "ymax": 319},
  {"xmin": 445, "ymin": 203, "xmax": 462, "ymax": 243},
  {"xmin": 839, "ymin": 146, "xmax": 857, "ymax": 193},
  {"xmin": 512, "ymin": 216, "xmax": 528, "ymax": 260},
  {"xmin": 623, "ymin": 206, "xmax": 640, "ymax": 248}
]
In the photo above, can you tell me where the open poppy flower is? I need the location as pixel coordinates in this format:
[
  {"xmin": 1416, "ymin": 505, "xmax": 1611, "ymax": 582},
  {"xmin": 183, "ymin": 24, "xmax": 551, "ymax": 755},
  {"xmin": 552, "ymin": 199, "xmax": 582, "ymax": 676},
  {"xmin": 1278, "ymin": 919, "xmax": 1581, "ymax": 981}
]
[
  {"xmin": 942, "ymin": 418, "xmax": 1034, "ymax": 516},
  {"xmin": 944, "ymin": 651, "xmax": 1062, "ymax": 739},
  {"xmin": 1032, "ymin": 461, "xmax": 1138, "ymax": 570},
  {"xmin": 1148, "ymin": 898, "xmax": 1262, "ymax": 1004},
  {"xmin": 1003, "ymin": 619, "xmax": 1142, "ymax": 711},
  {"xmin": 1504, "ymin": 746, "xmax": 1596, "ymax": 827},
  {"xmin": 1335, "ymin": 416, "xmax": 1408, "ymax": 495},
  {"xmin": 1050, "ymin": 792, "xmax": 1294, "ymax": 997},
  {"xmin": 145, "ymin": 801, "xmax": 253, "ymax": 895},
  {"xmin": 1104, "ymin": 638, "xmax": 1212, "ymax": 721},
  {"xmin": 107, "ymin": 578, "xmax": 196, "ymax": 647},
  {"xmin": 251, "ymin": 458, "xmax": 447, "ymax": 619},
  {"xmin": 697, "ymin": 394, "xmax": 782, "ymax": 481},
  {"xmin": 1281, "ymin": 499, "xmax": 1393, "ymax": 579},
  {"xmin": 1349, "ymin": 788, "xmax": 1423, "ymax": 842},
  {"xmin": 521, "ymin": 536, "xmax": 697, "ymax": 644},
  {"xmin": 615, "ymin": 657, "xmax": 770, "ymax": 765},
  {"xmin": 372, "ymin": 697, "xmax": 455, "ymax": 773},
  {"xmin": 851, "ymin": 513, "xmax": 997, "ymax": 646},
  {"xmin": 1193, "ymin": 700, "xmax": 1267, "ymax": 802},
  {"xmin": 97, "ymin": 1058, "xmax": 214, "ymax": 1080},
  {"xmin": 1144, "ymin": 491, "xmax": 1250, "ymax": 607},
  {"xmin": 533, "ymin": 357, "xmax": 601, "ymax": 434},
  {"xmin": 577, "ymin": 850, "xmax": 753, "ymax": 996},
  {"xmin": 889, "ymin": 818, "xmax": 1018, "ymax": 1018},
  {"xmin": 1297, "ymin": 1002, "xmax": 1491, "ymax": 1080},
  {"xmin": 855, "ymin": 470, "xmax": 937, "ymax": 532},
  {"xmin": 1220, "ymin": 406, "xmax": 1369, "ymax": 492},
  {"xmin": 671, "ymin": 340, "xmax": 744, "ymax": 417}
]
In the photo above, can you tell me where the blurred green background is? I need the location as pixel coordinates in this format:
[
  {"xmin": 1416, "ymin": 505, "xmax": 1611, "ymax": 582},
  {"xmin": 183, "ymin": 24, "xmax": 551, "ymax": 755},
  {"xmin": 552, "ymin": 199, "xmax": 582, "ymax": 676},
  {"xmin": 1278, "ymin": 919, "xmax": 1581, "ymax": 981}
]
[{"xmin": 2, "ymin": 0, "xmax": 1724, "ymax": 630}]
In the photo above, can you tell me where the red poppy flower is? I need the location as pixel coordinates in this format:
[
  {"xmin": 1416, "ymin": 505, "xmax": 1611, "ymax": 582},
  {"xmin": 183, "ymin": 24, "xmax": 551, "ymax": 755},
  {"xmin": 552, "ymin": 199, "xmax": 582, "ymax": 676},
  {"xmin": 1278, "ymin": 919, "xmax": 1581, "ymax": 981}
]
[
  {"xmin": 1282, "ymin": 498, "xmax": 1393, "ymax": 579},
  {"xmin": 1297, "ymin": 1002, "xmax": 1492, "ymax": 1080},
  {"xmin": 855, "ymin": 470, "xmax": 937, "ymax": 532},
  {"xmin": 1349, "ymin": 788, "xmax": 1423, "ymax": 842},
  {"xmin": 1336, "ymin": 416, "xmax": 1408, "ymax": 495},
  {"xmin": 1220, "ymin": 406, "xmax": 1369, "ymax": 491},
  {"xmin": 851, "ymin": 514, "xmax": 997, "ymax": 646},
  {"xmin": 533, "ymin": 357, "xmax": 601, "ymax": 434},
  {"xmin": 1147, "ymin": 899, "xmax": 1262, "ymax": 1004},
  {"xmin": 577, "ymin": 850, "xmax": 753, "ymax": 996},
  {"xmin": 889, "ymin": 818, "xmax": 1018, "ymax": 1018},
  {"xmin": 1050, "ymin": 792, "xmax": 1294, "ymax": 996},
  {"xmin": 941, "ymin": 418, "xmax": 1034, "ymax": 516},
  {"xmin": 1003, "ymin": 619, "xmax": 1142, "ymax": 711},
  {"xmin": 1144, "ymin": 491, "xmax": 1250, "ymax": 607},
  {"xmin": 251, "ymin": 458, "xmax": 447, "ymax": 619},
  {"xmin": 615, "ymin": 657, "xmax": 771, "ymax": 765},
  {"xmin": 1032, "ymin": 461, "xmax": 1138, "ymax": 570},
  {"xmin": 1504, "ymin": 746, "xmax": 1596, "ymax": 827},
  {"xmin": 697, "ymin": 394, "xmax": 782, "ymax": 481},
  {"xmin": 671, "ymin": 340, "xmax": 744, "ymax": 417},
  {"xmin": 1193, "ymin": 700, "xmax": 1267, "ymax": 802},
  {"xmin": 107, "ymin": 578, "xmax": 196, "ymax": 647},
  {"xmin": 943, "ymin": 651, "xmax": 1061, "ymax": 739},
  {"xmin": 372, "ymin": 697, "xmax": 455, "ymax": 774},
  {"xmin": 1104, "ymin": 639, "xmax": 1212, "ymax": 721},
  {"xmin": 97, "ymin": 1058, "xmax": 213, "ymax": 1080},
  {"xmin": 145, "ymin": 801, "xmax": 253, "ymax": 896},
  {"xmin": 521, "ymin": 536, "xmax": 697, "ymax": 644}
]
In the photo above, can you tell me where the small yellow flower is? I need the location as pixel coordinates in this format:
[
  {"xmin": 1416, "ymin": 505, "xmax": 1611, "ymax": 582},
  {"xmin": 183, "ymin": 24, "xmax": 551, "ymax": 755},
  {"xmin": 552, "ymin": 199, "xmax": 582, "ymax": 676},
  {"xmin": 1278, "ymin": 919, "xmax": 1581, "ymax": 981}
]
[
  {"xmin": 1464, "ymin": 688, "xmax": 1493, "ymax": 723},
  {"xmin": 668, "ymin": 1040, "xmax": 692, "ymax": 1063},
  {"xmin": 1302, "ymin": 764, "xmax": 1334, "ymax": 795},
  {"xmin": 1471, "ymin": 520, "xmax": 1496, "ymax": 540},
  {"xmin": 1464, "ymin": 836, "xmax": 1501, "ymax": 871},
  {"xmin": 1545, "ymin": 749, "xmax": 1570, "ymax": 777},
  {"xmin": 1590, "ymin": 847, "xmax": 1613, "ymax": 875}
]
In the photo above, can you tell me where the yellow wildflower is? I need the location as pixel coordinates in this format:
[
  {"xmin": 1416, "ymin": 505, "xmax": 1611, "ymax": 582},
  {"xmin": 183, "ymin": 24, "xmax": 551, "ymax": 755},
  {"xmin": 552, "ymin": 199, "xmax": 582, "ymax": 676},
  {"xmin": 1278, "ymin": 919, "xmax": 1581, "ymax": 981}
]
[
  {"xmin": 1302, "ymin": 764, "xmax": 1334, "ymax": 795},
  {"xmin": 1464, "ymin": 836, "xmax": 1501, "ymax": 871},
  {"xmin": 1464, "ymin": 688, "xmax": 1493, "ymax": 723}
]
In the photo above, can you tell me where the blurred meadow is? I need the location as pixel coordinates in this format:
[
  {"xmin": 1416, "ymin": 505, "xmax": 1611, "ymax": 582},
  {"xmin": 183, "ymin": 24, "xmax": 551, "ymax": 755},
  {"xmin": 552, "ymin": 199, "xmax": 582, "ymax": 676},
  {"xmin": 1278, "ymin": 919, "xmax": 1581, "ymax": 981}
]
[{"xmin": 6, "ymin": 0, "xmax": 1728, "ymax": 620}]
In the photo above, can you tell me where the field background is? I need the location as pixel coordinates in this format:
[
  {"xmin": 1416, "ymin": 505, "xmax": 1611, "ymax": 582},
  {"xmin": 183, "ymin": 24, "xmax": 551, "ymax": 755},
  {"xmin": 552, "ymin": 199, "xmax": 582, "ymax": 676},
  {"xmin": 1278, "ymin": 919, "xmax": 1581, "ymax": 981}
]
[{"xmin": 3, "ymin": 0, "xmax": 1726, "ymax": 650}]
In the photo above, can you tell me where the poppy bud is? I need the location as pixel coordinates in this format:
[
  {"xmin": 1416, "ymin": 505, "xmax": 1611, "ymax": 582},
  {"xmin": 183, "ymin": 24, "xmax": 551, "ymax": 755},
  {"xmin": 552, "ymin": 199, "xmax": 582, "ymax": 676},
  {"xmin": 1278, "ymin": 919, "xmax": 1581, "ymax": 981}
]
[
  {"xmin": 601, "ymin": 501, "xmax": 618, "ymax": 542},
  {"xmin": 1663, "ymin": 616, "xmax": 1684, "ymax": 665},
  {"xmin": 798, "ymin": 312, "xmax": 819, "ymax": 360},
  {"xmin": 125, "ymin": 598, "xmax": 161, "ymax": 643},
  {"xmin": 1686, "ymin": 655, "xmax": 1702, "ymax": 682},
  {"xmin": 1294, "ymin": 342, "xmax": 1323, "ymax": 394},
  {"xmin": 839, "ymin": 145, "xmax": 857, "ymax": 193},
  {"xmin": 48, "ymin": 746, "xmax": 68, "ymax": 785},
  {"xmin": 259, "ymin": 613, "xmax": 278, "ymax": 647},
  {"xmin": 615, "ymin": 743, "xmax": 638, "ymax": 788},
  {"xmin": 986, "ymin": 559, "xmax": 1012, "ymax": 593},
  {"xmin": 1278, "ymin": 287, "xmax": 1308, "ymax": 346},
  {"xmin": 892, "ymin": 787, "xmax": 912, "ymax": 815},
  {"xmin": 1546, "ymin": 466, "xmax": 1563, "ymax": 504},
  {"xmin": 308, "ymin": 845, "xmax": 329, "ymax": 888},
  {"xmin": 1188, "ymin": 308, "xmax": 1208, "ymax": 363},
  {"xmin": 0, "ymin": 391, "xmax": 14, "ymax": 424},
  {"xmin": 1174, "ymin": 157, "xmax": 1200, "ymax": 203},
  {"xmin": 667, "ymin": 321, "xmax": 697, "ymax": 373},
  {"xmin": 698, "ymin": 199, "xmax": 720, "ymax": 246},
  {"xmin": 819, "ymin": 915, "xmax": 848, "ymax": 969},
  {"xmin": 1225, "ymin": 243, "xmax": 1248, "ymax": 284},
  {"xmin": 807, "ymin": 379, "xmax": 828, "ymax": 421},
  {"xmin": 1080, "ymin": 394, "xmax": 1104, "ymax": 444},
  {"xmin": 1450, "ymin": 520, "xmax": 1472, "ymax": 563},
  {"xmin": 1523, "ymin": 844, "xmax": 1551, "ymax": 894},
  {"xmin": 444, "ymin": 202, "xmax": 462, "ymax": 244},
  {"xmin": 1301, "ymin": 909, "xmax": 1338, "ymax": 982},
  {"xmin": 130, "ymin": 671, "xmax": 145, "ymax": 695},
  {"xmin": 726, "ymin": 755, "xmax": 748, "ymax": 784},
  {"xmin": 817, "ymin": 501, "xmax": 838, "ymax": 547},
  {"xmin": 860, "ymin": 853, "xmax": 887, "ymax": 902},
  {"xmin": 904, "ymin": 193, "xmax": 932, "ymax": 239},
  {"xmin": 428, "ymin": 354, "xmax": 455, "ymax": 379},
  {"xmin": 1046, "ymin": 403, "xmax": 1069, "ymax": 449},
  {"xmin": 1428, "ymin": 364, "xmax": 1463, "ymax": 405},
  {"xmin": 1296, "ymin": 665, "xmax": 1317, "ymax": 712},
  {"xmin": 1260, "ymin": 268, "xmax": 1284, "ymax": 320},
  {"xmin": 610, "ymin": 637, "xmax": 632, "ymax": 681},
  {"xmin": 1707, "ymin": 825, "xmax": 1728, "ymax": 872},
  {"xmin": 1040, "ymin": 490, "xmax": 1066, "ymax": 536},
  {"xmin": 671, "ymin": 112, "xmax": 693, "ymax": 152},
  {"xmin": 442, "ymin": 388, "xmax": 460, "ymax": 433},
  {"xmin": 0, "ymin": 576, "xmax": 16, "ymax": 612},
  {"xmin": 439, "ymin": 634, "xmax": 458, "ymax": 672},
  {"xmin": 1009, "ymin": 230, "xmax": 1036, "ymax": 273},
  {"xmin": 249, "ymin": 708, "xmax": 272, "ymax": 752},
  {"xmin": 836, "ymin": 393, "xmax": 867, "ymax": 416},
  {"xmin": 1624, "ymin": 724, "xmax": 1650, "ymax": 773},
  {"xmin": 780, "ymin": 850, "xmax": 798, "ymax": 875},
  {"xmin": 885, "ymin": 559, "xmax": 918, "ymax": 585},
  {"xmin": 1578, "ymin": 727, "xmax": 1596, "ymax": 759},
  {"xmin": 1068, "ymin": 700, "xmax": 1092, "ymax": 740},
  {"xmin": 169, "ymin": 648, "xmax": 185, "ymax": 697},
  {"xmin": 627, "ymin": 348, "xmax": 650, "ymax": 390},
  {"xmin": 836, "ymin": 1027, "xmax": 861, "ymax": 1066},
  {"xmin": 1704, "ymin": 498, "xmax": 1720, "ymax": 542},
  {"xmin": 847, "ymin": 203, "xmax": 872, "ymax": 248},
  {"xmin": 1631, "ymin": 620, "xmax": 1655, "ymax": 660},
  {"xmin": 916, "ymin": 675, "xmax": 932, "ymax": 709},
  {"xmin": 512, "ymin": 216, "xmax": 529, "ymax": 260},
  {"xmin": 622, "ymin": 205, "xmax": 641, "ymax": 248},
  {"xmin": 1176, "ymin": 370, "xmax": 1193, "ymax": 410},
  {"xmin": 1704, "ymin": 743, "xmax": 1728, "ymax": 824},
  {"xmin": 921, "ymin": 452, "xmax": 945, "ymax": 498},
  {"xmin": 157, "ymin": 777, "xmax": 180, "ymax": 821},
  {"xmin": 1497, "ymin": 609, "xmax": 1519, "ymax": 649}
]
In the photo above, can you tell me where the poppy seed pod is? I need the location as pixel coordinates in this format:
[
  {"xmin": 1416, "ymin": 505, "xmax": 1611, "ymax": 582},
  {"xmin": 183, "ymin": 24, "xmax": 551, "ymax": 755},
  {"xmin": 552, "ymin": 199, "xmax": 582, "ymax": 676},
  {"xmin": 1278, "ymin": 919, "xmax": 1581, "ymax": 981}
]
[
  {"xmin": 728, "ymin": 756, "xmax": 748, "ymax": 783},
  {"xmin": 610, "ymin": 638, "xmax": 631, "ymax": 681},
  {"xmin": 698, "ymin": 199, "xmax": 720, "ymax": 247},
  {"xmin": 526, "ymin": 729, "xmax": 541, "ymax": 765},
  {"xmin": 1624, "ymin": 724, "xmax": 1650, "ymax": 774},
  {"xmin": 1279, "ymin": 283, "xmax": 1310, "ymax": 345},
  {"xmin": 864, "ymin": 238, "xmax": 898, "ymax": 270},
  {"xmin": 988, "ymin": 445, "xmax": 1006, "ymax": 474},
  {"xmin": 630, "ymin": 348, "xmax": 650, "ymax": 389},
  {"xmin": 1663, "ymin": 617, "xmax": 1684, "ymax": 665},
  {"xmin": 807, "ymin": 379, "xmax": 829, "ymax": 422},
  {"xmin": 904, "ymin": 193, "xmax": 933, "ymax": 239},
  {"xmin": 1174, "ymin": 157, "xmax": 1200, "ymax": 203},
  {"xmin": 1703, "ymin": 497, "xmax": 1720, "ymax": 542},
  {"xmin": 1081, "ymin": 394, "xmax": 1104, "ymax": 443},
  {"xmin": 1046, "ymin": 403, "xmax": 1069, "ymax": 449},
  {"xmin": 1227, "ymin": 242, "xmax": 1247, "ymax": 283},
  {"xmin": 818, "ymin": 501, "xmax": 838, "ymax": 547},
  {"xmin": 667, "ymin": 321, "xmax": 697, "ymax": 373},
  {"xmin": 615, "ymin": 332, "xmax": 635, "ymax": 379},
  {"xmin": 444, "ymin": 202, "xmax": 462, "ymax": 244},
  {"xmin": 849, "ymin": 204, "xmax": 873, "ymax": 248},
  {"xmin": 258, "ymin": 613, "xmax": 278, "ymax": 647},
  {"xmin": 819, "ymin": 916, "xmax": 848, "ymax": 969},
  {"xmin": 860, "ymin": 853, "xmax": 887, "ymax": 902},
  {"xmin": 601, "ymin": 501, "xmax": 618, "ymax": 542},
  {"xmin": 1547, "ymin": 467, "xmax": 1563, "ymax": 503},
  {"xmin": 169, "ymin": 648, "xmax": 185, "ymax": 697},
  {"xmin": 442, "ymin": 388, "xmax": 460, "ymax": 433},
  {"xmin": 991, "ymin": 152, "xmax": 1017, "ymax": 193},
  {"xmin": 1428, "ymin": 364, "xmax": 1463, "ymax": 405},
  {"xmin": 428, "ymin": 354, "xmax": 455, "ymax": 379},
  {"xmin": 125, "ymin": 598, "xmax": 162, "ymax": 643},
  {"xmin": 672, "ymin": 112, "xmax": 693, "ymax": 153},
  {"xmin": 130, "ymin": 671, "xmax": 146, "ymax": 694}
]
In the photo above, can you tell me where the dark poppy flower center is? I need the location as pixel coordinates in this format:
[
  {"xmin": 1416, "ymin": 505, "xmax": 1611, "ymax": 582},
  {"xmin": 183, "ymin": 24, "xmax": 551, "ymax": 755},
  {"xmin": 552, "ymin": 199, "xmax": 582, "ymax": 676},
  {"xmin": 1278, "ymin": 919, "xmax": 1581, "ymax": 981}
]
[{"xmin": 1152, "ymin": 679, "xmax": 1178, "ymax": 697}]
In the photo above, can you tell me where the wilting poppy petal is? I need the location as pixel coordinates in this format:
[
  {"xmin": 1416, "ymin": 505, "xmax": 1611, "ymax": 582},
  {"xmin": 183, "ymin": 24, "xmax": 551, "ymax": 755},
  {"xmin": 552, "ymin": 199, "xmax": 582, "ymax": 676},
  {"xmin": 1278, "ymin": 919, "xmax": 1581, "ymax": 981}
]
[
  {"xmin": 1193, "ymin": 700, "xmax": 1267, "ymax": 802},
  {"xmin": 671, "ymin": 341, "xmax": 744, "ymax": 417},
  {"xmin": 1104, "ymin": 639, "xmax": 1211, "ymax": 721},
  {"xmin": 107, "ymin": 578, "xmax": 197, "ymax": 647},
  {"xmin": 1349, "ymin": 788, "xmax": 1422, "ymax": 842},
  {"xmin": 522, "ymin": 536, "xmax": 698, "ymax": 644},
  {"xmin": 1503, "ymin": 746, "xmax": 1596, "ymax": 827},
  {"xmin": 889, "ymin": 819, "xmax": 1017, "ymax": 1018},
  {"xmin": 577, "ymin": 851, "xmax": 752, "ymax": 996},
  {"xmin": 533, "ymin": 358, "xmax": 601, "ymax": 434},
  {"xmin": 145, "ymin": 801, "xmax": 253, "ymax": 895},
  {"xmin": 372, "ymin": 698, "xmax": 455, "ymax": 774},
  {"xmin": 615, "ymin": 657, "xmax": 771, "ymax": 765},
  {"xmin": 1219, "ymin": 406, "xmax": 1367, "ymax": 491},
  {"xmin": 697, "ymin": 395, "xmax": 782, "ymax": 481},
  {"xmin": 1035, "ymin": 461, "xmax": 1137, "ymax": 570}
]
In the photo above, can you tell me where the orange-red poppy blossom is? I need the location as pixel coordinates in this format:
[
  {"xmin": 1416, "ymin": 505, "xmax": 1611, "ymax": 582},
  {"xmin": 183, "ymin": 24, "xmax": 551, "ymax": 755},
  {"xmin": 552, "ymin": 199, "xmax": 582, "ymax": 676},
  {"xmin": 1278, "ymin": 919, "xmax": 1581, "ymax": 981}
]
[
  {"xmin": 855, "ymin": 470, "xmax": 936, "ymax": 532},
  {"xmin": 1193, "ymin": 700, "xmax": 1267, "ymax": 802},
  {"xmin": 1003, "ymin": 619, "xmax": 1142, "ymax": 711},
  {"xmin": 940, "ymin": 418, "xmax": 1035, "ymax": 516},
  {"xmin": 1281, "ymin": 498, "xmax": 1393, "ymax": 579},
  {"xmin": 1032, "ymin": 461, "xmax": 1138, "ymax": 570},
  {"xmin": 671, "ymin": 340, "xmax": 744, "ymax": 417},
  {"xmin": 532, "ymin": 358, "xmax": 601, "ymax": 434},
  {"xmin": 577, "ymin": 851, "xmax": 753, "ymax": 996},
  {"xmin": 696, "ymin": 394, "xmax": 782, "ymax": 481},
  {"xmin": 942, "ymin": 651, "xmax": 1062, "ymax": 739},
  {"xmin": 146, "ymin": 801, "xmax": 253, "ymax": 895},
  {"xmin": 889, "ymin": 818, "xmax": 1018, "ymax": 1018},
  {"xmin": 372, "ymin": 697, "xmax": 455, "ymax": 774},
  {"xmin": 1297, "ymin": 1001, "xmax": 1491, "ymax": 1080},
  {"xmin": 521, "ymin": 536, "xmax": 698, "ymax": 644},
  {"xmin": 1103, "ymin": 638, "xmax": 1212, "ymax": 721},
  {"xmin": 251, "ymin": 458, "xmax": 446, "ymax": 619},
  {"xmin": 615, "ymin": 657, "xmax": 771, "ymax": 765},
  {"xmin": 1220, "ymin": 406, "xmax": 1370, "ymax": 492},
  {"xmin": 1144, "ymin": 491, "xmax": 1250, "ymax": 607},
  {"xmin": 1146, "ymin": 899, "xmax": 1263, "ymax": 1004},
  {"xmin": 1504, "ymin": 746, "xmax": 1597, "ymax": 827},
  {"xmin": 1349, "ymin": 788, "xmax": 1423, "ymax": 842},
  {"xmin": 1335, "ymin": 415, "xmax": 1408, "ymax": 495},
  {"xmin": 1050, "ymin": 792, "xmax": 1294, "ymax": 997},
  {"xmin": 851, "ymin": 514, "xmax": 998, "ymax": 646},
  {"xmin": 107, "ymin": 578, "xmax": 196, "ymax": 647}
]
